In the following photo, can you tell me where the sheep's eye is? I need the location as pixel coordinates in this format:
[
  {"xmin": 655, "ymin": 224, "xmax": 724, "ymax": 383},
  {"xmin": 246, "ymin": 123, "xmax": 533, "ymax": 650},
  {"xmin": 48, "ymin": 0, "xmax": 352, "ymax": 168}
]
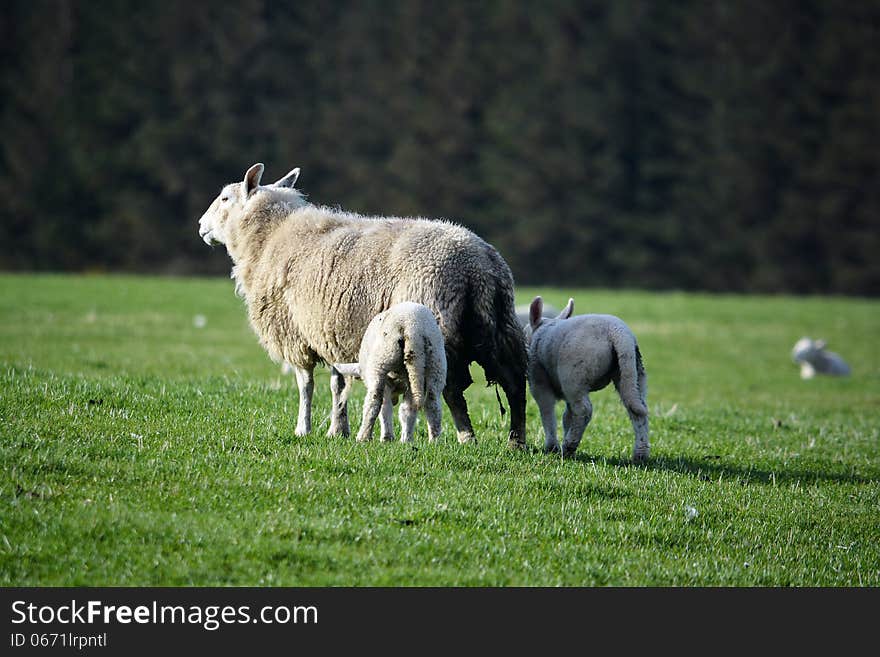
[{"xmin": 221, "ymin": 196, "xmax": 229, "ymax": 202}]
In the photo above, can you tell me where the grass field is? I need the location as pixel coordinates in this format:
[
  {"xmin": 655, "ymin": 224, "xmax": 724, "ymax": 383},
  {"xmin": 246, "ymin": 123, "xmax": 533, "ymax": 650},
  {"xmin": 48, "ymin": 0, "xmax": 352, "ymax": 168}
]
[{"xmin": 1, "ymin": 273, "xmax": 878, "ymax": 586}]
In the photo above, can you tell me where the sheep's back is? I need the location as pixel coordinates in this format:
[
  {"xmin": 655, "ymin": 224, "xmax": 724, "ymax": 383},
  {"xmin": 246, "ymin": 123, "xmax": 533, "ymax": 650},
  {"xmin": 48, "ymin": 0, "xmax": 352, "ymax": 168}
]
[{"xmin": 249, "ymin": 211, "xmax": 509, "ymax": 367}]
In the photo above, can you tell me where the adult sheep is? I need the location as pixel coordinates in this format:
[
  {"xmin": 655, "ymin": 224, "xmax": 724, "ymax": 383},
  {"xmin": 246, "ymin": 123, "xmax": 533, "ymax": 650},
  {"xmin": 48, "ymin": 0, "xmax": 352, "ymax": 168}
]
[{"xmin": 197, "ymin": 163, "xmax": 528, "ymax": 448}]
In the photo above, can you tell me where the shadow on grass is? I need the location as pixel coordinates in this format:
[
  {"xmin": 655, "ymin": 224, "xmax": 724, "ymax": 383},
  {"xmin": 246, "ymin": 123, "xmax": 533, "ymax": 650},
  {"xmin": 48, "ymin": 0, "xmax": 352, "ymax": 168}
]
[{"xmin": 562, "ymin": 451, "xmax": 879, "ymax": 486}]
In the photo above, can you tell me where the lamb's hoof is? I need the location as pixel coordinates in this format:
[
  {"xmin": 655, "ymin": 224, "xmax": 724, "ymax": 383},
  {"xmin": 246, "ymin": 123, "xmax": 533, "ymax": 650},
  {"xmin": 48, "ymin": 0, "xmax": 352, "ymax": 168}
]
[
  {"xmin": 294, "ymin": 427, "xmax": 309, "ymax": 437},
  {"xmin": 543, "ymin": 443, "xmax": 561, "ymax": 455},
  {"xmin": 632, "ymin": 449, "xmax": 650, "ymax": 464},
  {"xmin": 507, "ymin": 438, "xmax": 526, "ymax": 450},
  {"xmin": 380, "ymin": 435, "xmax": 395, "ymax": 443},
  {"xmin": 561, "ymin": 446, "xmax": 578, "ymax": 459}
]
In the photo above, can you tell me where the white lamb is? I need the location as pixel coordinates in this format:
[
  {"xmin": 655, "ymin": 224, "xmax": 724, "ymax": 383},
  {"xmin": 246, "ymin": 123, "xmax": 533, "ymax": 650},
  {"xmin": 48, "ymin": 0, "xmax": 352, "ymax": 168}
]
[
  {"xmin": 791, "ymin": 337, "xmax": 851, "ymax": 379},
  {"xmin": 525, "ymin": 296, "xmax": 649, "ymax": 462},
  {"xmin": 334, "ymin": 302, "xmax": 447, "ymax": 443}
]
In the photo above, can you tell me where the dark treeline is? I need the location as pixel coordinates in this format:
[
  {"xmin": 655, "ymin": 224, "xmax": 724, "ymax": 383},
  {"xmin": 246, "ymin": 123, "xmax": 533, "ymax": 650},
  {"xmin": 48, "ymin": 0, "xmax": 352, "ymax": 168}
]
[{"xmin": 2, "ymin": 1, "xmax": 878, "ymax": 294}]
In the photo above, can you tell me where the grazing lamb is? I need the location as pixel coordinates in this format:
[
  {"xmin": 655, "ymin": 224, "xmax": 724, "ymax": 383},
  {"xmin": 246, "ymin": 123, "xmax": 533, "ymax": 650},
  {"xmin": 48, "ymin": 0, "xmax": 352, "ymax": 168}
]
[
  {"xmin": 525, "ymin": 296, "xmax": 649, "ymax": 462},
  {"xmin": 333, "ymin": 302, "xmax": 446, "ymax": 443},
  {"xmin": 197, "ymin": 163, "xmax": 527, "ymax": 447},
  {"xmin": 791, "ymin": 337, "xmax": 851, "ymax": 379}
]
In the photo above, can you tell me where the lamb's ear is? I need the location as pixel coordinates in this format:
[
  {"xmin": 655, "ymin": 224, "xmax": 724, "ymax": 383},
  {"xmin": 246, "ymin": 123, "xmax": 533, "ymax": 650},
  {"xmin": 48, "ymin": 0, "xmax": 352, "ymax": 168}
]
[
  {"xmin": 558, "ymin": 298, "xmax": 574, "ymax": 320},
  {"xmin": 243, "ymin": 163, "xmax": 264, "ymax": 197},
  {"xmin": 529, "ymin": 296, "xmax": 544, "ymax": 330},
  {"xmin": 815, "ymin": 339, "xmax": 827, "ymax": 350},
  {"xmin": 273, "ymin": 167, "xmax": 300, "ymax": 188}
]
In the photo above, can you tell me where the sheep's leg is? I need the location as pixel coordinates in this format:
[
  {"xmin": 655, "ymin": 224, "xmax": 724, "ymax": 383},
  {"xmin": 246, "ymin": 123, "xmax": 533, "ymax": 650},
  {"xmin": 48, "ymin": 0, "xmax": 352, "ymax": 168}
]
[
  {"xmin": 328, "ymin": 366, "xmax": 350, "ymax": 437},
  {"xmin": 293, "ymin": 366, "xmax": 314, "ymax": 436},
  {"xmin": 356, "ymin": 380, "xmax": 384, "ymax": 443},
  {"xmin": 398, "ymin": 391, "xmax": 418, "ymax": 443},
  {"xmin": 379, "ymin": 385, "xmax": 396, "ymax": 442},
  {"xmin": 424, "ymin": 389, "xmax": 443, "ymax": 443},
  {"xmin": 495, "ymin": 359, "xmax": 528, "ymax": 450},
  {"xmin": 561, "ymin": 395, "xmax": 592, "ymax": 458},
  {"xmin": 442, "ymin": 360, "xmax": 475, "ymax": 443}
]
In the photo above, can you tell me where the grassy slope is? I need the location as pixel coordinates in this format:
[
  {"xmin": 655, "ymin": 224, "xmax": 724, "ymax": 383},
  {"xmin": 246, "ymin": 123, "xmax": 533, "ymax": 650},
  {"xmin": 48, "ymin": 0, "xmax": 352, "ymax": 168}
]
[{"xmin": 0, "ymin": 273, "xmax": 878, "ymax": 586}]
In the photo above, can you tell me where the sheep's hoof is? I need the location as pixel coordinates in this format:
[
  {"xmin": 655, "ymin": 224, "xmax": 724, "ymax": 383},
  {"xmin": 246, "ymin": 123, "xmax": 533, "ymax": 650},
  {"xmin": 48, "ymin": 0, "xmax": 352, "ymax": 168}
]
[
  {"xmin": 543, "ymin": 443, "xmax": 561, "ymax": 454},
  {"xmin": 561, "ymin": 445, "xmax": 579, "ymax": 459},
  {"xmin": 457, "ymin": 431, "xmax": 476, "ymax": 445}
]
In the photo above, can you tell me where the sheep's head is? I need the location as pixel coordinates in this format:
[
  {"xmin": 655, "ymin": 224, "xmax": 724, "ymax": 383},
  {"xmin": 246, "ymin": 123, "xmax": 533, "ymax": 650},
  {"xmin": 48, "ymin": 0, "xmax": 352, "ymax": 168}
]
[
  {"xmin": 791, "ymin": 337, "xmax": 827, "ymax": 364},
  {"xmin": 198, "ymin": 163, "xmax": 265, "ymax": 247},
  {"xmin": 523, "ymin": 296, "xmax": 574, "ymax": 342}
]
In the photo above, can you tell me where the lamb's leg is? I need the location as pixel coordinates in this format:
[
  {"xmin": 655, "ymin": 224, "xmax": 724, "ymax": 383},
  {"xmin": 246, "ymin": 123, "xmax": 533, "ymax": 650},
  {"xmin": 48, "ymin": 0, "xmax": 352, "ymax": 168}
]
[
  {"xmin": 425, "ymin": 389, "xmax": 443, "ymax": 443},
  {"xmin": 293, "ymin": 366, "xmax": 314, "ymax": 436},
  {"xmin": 562, "ymin": 403, "xmax": 572, "ymax": 436},
  {"xmin": 561, "ymin": 395, "xmax": 592, "ymax": 458},
  {"xmin": 629, "ymin": 368, "xmax": 650, "ymax": 463},
  {"xmin": 356, "ymin": 380, "xmax": 384, "ymax": 443},
  {"xmin": 398, "ymin": 391, "xmax": 418, "ymax": 443},
  {"xmin": 532, "ymin": 384, "xmax": 560, "ymax": 454},
  {"xmin": 379, "ymin": 386, "xmax": 395, "ymax": 442},
  {"xmin": 328, "ymin": 366, "xmax": 350, "ymax": 437},
  {"xmin": 628, "ymin": 409, "xmax": 650, "ymax": 463}
]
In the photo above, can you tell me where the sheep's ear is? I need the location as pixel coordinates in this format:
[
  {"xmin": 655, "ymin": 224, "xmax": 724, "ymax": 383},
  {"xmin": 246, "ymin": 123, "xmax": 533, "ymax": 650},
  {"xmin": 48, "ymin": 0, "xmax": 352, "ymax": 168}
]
[
  {"xmin": 243, "ymin": 163, "xmax": 264, "ymax": 197},
  {"xmin": 529, "ymin": 296, "xmax": 544, "ymax": 330},
  {"xmin": 558, "ymin": 298, "xmax": 574, "ymax": 320},
  {"xmin": 273, "ymin": 167, "xmax": 300, "ymax": 188},
  {"xmin": 815, "ymin": 339, "xmax": 827, "ymax": 350}
]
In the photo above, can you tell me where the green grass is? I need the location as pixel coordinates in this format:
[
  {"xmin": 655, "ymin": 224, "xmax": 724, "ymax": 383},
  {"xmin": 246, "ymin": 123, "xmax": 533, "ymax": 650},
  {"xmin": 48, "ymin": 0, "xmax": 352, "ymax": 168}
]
[{"xmin": 1, "ymin": 273, "xmax": 878, "ymax": 586}]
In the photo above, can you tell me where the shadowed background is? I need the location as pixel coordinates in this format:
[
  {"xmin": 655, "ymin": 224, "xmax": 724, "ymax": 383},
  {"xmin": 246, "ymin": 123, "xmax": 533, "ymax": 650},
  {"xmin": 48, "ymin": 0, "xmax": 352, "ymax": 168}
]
[{"xmin": 2, "ymin": 0, "xmax": 878, "ymax": 294}]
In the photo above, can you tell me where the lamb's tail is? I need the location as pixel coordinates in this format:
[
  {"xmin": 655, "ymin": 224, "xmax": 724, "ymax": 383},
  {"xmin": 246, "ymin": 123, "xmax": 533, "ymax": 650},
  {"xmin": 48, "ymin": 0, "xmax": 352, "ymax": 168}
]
[
  {"xmin": 402, "ymin": 328, "xmax": 427, "ymax": 410},
  {"xmin": 612, "ymin": 330, "xmax": 648, "ymax": 417}
]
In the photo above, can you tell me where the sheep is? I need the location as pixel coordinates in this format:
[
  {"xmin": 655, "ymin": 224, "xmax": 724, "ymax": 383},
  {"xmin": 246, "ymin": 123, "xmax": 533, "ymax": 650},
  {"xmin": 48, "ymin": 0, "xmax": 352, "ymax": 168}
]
[
  {"xmin": 197, "ymin": 163, "xmax": 528, "ymax": 447},
  {"xmin": 791, "ymin": 337, "xmax": 851, "ymax": 379},
  {"xmin": 524, "ymin": 296, "xmax": 649, "ymax": 462},
  {"xmin": 333, "ymin": 302, "xmax": 446, "ymax": 443}
]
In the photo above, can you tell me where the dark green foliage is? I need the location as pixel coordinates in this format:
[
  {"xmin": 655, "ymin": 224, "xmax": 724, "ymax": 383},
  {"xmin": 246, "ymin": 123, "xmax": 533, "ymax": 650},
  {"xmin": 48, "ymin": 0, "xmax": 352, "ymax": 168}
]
[{"xmin": 1, "ymin": 1, "xmax": 878, "ymax": 293}]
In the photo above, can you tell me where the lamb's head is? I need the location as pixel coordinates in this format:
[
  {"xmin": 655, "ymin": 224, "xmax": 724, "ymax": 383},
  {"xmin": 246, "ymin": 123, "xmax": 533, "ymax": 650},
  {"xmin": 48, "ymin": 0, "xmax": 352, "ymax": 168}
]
[
  {"xmin": 523, "ymin": 296, "xmax": 574, "ymax": 342},
  {"xmin": 198, "ymin": 163, "xmax": 265, "ymax": 247}
]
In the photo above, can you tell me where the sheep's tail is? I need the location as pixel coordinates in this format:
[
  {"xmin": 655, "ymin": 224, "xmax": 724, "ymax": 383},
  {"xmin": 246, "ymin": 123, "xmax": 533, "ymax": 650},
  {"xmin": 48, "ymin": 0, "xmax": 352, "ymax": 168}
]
[
  {"xmin": 612, "ymin": 332, "xmax": 648, "ymax": 417},
  {"xmin": 402, "ymin": 328, "xmax": 427, "ymax": 410}
]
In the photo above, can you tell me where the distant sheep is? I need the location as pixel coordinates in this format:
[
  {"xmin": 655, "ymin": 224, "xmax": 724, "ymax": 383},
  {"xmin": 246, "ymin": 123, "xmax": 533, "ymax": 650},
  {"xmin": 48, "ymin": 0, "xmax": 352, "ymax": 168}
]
[
  {"xmin": 334, "ymin": 302, "xmax": 446, "ymax": 443},
  {"xmin": 791, "ymin": 337, "xmax": 850, "ymax": 379},
  {"xmin": 197, "ymin": 163, "xmax": 527, "ymax": 447},
  {"xmin": 524, "ymin": 296, "xmax": 649, "ymax": 462}
]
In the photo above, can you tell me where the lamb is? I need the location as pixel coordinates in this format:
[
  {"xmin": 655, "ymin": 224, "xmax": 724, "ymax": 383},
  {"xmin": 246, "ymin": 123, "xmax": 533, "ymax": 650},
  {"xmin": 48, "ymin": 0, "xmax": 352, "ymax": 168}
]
[
  {"xmin": 524, "ymin": 296, "xmax": 650, "ymax": 462},
  {"xmin": 791, "ymin": 337, "xmax": 851, "ymax": 379},
  {"xmin": 333, "ymin": 302, "xmax": 446, "ymax": 443},
  {"xmin": 197, "ymin": 163, "xmax": 528, "ymax": 447}
]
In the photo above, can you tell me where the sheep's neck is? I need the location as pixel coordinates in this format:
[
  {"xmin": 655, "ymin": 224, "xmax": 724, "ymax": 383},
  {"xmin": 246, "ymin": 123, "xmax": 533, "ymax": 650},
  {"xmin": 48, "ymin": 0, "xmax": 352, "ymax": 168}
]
[{"xmin": 228, "ymin": 218, "xmax": 283, "ymax": 300}]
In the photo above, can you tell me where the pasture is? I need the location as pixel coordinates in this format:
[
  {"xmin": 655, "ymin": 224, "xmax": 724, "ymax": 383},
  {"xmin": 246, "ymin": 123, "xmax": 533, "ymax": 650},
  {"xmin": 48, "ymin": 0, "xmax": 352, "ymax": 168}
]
[{"xmin": 1, "ymin": 273, "xmax": 878, "ymax": 586}]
